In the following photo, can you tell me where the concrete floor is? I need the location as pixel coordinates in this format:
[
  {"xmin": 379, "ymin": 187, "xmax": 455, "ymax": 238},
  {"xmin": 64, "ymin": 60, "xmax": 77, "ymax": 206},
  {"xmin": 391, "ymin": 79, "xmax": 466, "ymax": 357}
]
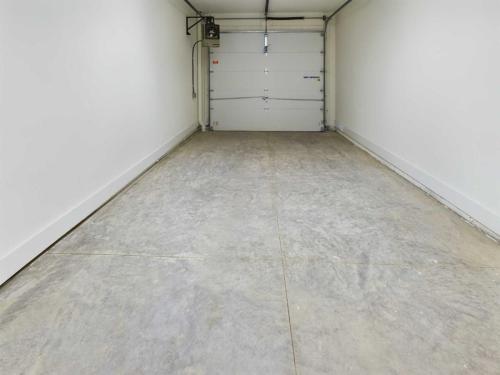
[{"xmin": 1, "ymin": 131, "xmax": 499, "ymax": 374}]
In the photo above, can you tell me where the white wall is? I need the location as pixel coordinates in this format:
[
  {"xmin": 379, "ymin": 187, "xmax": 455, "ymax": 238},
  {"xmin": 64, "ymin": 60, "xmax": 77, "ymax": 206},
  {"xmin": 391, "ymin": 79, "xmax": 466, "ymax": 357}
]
[
  {"xmin": 335, "ymin": 0, "xmax": 500, "ymax": 238},
  {"xmin": 0, "ymin": 0, "xmax": 198, "ymax": 284}
]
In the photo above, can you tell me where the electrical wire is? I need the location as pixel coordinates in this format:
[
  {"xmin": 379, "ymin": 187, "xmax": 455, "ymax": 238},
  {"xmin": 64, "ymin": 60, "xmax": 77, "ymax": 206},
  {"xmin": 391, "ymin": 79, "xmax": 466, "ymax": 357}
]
[{"xmin": 192, "ymin": 39, "xmax": 203, "ymax": 98}]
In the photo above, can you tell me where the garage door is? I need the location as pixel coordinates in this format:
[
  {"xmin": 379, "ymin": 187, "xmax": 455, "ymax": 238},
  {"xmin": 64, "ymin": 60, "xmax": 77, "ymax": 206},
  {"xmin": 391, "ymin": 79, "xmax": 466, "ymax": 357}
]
[{"xmin": 210, "ymin": 32, "xmax": 324, "ymax": 131}]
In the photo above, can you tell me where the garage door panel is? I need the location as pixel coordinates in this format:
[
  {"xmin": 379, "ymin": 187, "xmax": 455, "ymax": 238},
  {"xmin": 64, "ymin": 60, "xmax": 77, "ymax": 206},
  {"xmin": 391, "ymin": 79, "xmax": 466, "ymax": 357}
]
[
  {"xmin": 216, "ymin": 33, "xmax": 324, "ymax": 54},
  {"xmin": 267, "ymin": 72, "xmax": 323, "ymax": 99},
  {"xmin": 212, "ymin": 72, "xmax": 322, "ymax": 100},
  {"xmin": 211, "ymin": 90, "xmax": 264, "ymax": 99},
  {"xmin": 211, "ymin": 53, "xmax": 322, "ymax": 75},
  {"xmin": 216, "ymin": 33, "xmax": 264, "ymax": 53},
  {"xmin": 266, "ymin": 111, "xmax": 323, "ymax": 131},
  {"xmin": 211, "ymin": 53, "xmax": 265, "ymax": 72},
  {"xmin": 265, "ymin": 54, "xmax": 323, "ymax": 72},
  {"xmin": 212, "ymin": 98, "xmax": 264, "ymax": 110},
  {"xmin": 212, "ymin": 100, "xmax": 322, "ymax": 132},
  {"xmin": 269, "ymin": 90, "xmax": 322, "ymax": 100},
  {"xmin": 211, "ymin": 53, "xmax": 322, "ymax": 73},
  {"xmin": 211, "ymin": 72, "xmax": 265, "ymax": 97},
  {"xmin": 268, "ymin": 100, "xmax": 322, "ymax": 110},
  {"xmin": 266, "ymin": 100, "xmax": 323, "ymax": 132},
  {"xmin": 212, "ymin": 99, "xmax": 266, "ymax": 131},
  {"xmin": 266, "ymin": 33, "xmax": 324, "ymax": 53}
]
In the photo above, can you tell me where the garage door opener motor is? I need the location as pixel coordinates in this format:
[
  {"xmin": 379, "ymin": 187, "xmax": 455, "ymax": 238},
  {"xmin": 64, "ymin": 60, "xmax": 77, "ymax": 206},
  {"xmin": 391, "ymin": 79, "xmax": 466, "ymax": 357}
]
[{"xmin": 202, "ymin": 17, "xmax": 220, "ymax": 48}]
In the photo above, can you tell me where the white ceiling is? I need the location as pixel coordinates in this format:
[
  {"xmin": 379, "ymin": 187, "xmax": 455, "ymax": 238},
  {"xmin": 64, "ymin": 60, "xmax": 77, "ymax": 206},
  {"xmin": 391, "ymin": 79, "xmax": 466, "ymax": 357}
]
[{"xmin": 188, "ymin": 0, "xmax": 346, "ymax": 15}]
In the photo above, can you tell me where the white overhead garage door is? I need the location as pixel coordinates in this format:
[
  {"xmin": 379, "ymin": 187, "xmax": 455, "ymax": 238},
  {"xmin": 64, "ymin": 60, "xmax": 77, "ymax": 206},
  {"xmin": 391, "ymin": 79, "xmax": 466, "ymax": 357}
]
[{"xmin": 210, "ymin": 32, "xmax": 324, "ymax": 131}]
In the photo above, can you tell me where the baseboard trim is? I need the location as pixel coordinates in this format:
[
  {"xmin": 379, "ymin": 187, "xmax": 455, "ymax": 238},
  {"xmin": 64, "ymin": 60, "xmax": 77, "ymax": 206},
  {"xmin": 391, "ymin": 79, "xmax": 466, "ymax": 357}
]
[
  {"xmin": 336, "ymin": 127, "xmax": 500, "ymax": 242},
  {"xmin": 0, "ymin": 125, "xmax": 198, "ymax": 285}
]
